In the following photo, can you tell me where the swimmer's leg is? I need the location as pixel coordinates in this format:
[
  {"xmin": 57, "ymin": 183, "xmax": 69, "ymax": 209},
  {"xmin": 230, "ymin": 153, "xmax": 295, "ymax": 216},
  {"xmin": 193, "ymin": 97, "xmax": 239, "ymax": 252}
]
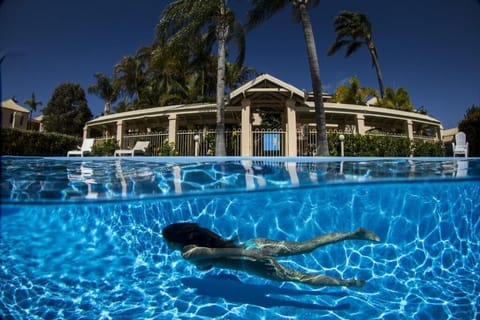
[
  {"xmin": 244, "ymin": 257, "xmax": 365, "ymax": 288},
  {"xmin": 247, "ymin": 227, "xmax": 380, "ymax": 257}
]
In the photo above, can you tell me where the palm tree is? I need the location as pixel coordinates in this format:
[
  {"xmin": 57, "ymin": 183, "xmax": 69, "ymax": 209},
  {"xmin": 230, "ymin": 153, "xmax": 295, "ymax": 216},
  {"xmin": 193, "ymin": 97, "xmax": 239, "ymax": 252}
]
[
  {"xmin": 147, "ymin": 43, "xmax": 190, "ymax": 106},
  {"xmin": 225, "ymin": 62, "xmax": 257, "ymax": 90},
  {"xmin": 156, "ymin": 0, "xmax": 245, "ymax": 156},
  {"xmin": 88, "ymin": 73, "xmax": 118, "ymax": 115},
  {"xmin": 327, "ymin": 11, "xmax": 385, "ymax": 98},
  {"xmin": 24, "ymin": 92, "xmax": 42, "ymax": 129},
  {"xmin": 247, "ymin": 0, "xmax": 329, "ymax": 156},
  {"xmin": 377, "ymin": 87, "xmax": 413, "ymax": 111},
  {"xmin": 114, "ymin": 55, "xmax": 146, "ymax": 109},
  {"xmin": 331, "ymin": 77, "xmax": 378, "ymax": 105}
]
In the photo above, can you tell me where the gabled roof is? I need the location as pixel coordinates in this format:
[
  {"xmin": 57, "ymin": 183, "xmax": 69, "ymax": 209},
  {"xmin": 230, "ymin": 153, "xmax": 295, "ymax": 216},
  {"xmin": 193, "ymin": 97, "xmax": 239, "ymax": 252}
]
[
  {"xmin": 228, "ymin": 73, "xmax": 307, "ymax": 106},
  {"xmin": 1, "ymin": 99, "xmax": 30, "ymax": 113}
]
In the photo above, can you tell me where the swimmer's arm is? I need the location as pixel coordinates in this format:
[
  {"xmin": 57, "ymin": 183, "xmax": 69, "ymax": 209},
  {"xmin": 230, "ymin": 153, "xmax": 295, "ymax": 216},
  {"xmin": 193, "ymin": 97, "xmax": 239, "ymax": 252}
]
[{"xmin": 182, "ymin": 245, "xmax": 265, "ymax": 261}]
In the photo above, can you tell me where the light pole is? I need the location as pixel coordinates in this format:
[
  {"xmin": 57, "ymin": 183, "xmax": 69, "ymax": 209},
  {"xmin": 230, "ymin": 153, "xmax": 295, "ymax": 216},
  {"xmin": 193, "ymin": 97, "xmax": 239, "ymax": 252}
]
[
  {"xmin": 339, "ymin": 134, "xmax": 345, "ymax": 157},
  {"xmin": 194, "ymin": 134, "xmax": 200, "ymax": 157}
]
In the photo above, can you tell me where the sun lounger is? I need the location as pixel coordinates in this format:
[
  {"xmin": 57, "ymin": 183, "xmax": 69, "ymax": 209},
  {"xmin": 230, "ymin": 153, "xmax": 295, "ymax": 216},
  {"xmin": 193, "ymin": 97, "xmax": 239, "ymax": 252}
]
[
  {"xmin": 114, "ymin": 141, "xmax": 150, "ymax": 157},
  {"xmin": 67, "ymin": 138, "xmax": 95, "ymax": 157}
]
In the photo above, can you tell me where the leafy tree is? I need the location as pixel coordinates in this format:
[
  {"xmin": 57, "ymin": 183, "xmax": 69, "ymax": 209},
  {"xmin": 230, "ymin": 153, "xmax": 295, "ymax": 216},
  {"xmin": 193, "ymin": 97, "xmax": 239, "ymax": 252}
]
[
  {"xmin": 24, "ymin": 92, "xmax": 42, "ymax": 129},
  {"xmin": 331, "ymin": 77, "xmax": 378, "ymax": 105},
  {"xmin": 145, "ymin": 43, "xmax": 190, "ymax": 106},
  {"xmin": 247, "ymin": 0, "xmax": 329, "ymax": 156},
  {"xmin": 376, "ymin": 87, "xmax": 413, "ymax": 111},
  {"xmin": 156, "ymin": 0, "xmax": 246, "ymax": 156},
  {"xmin": 328, "ymin": 11, "xmax": 385, "ymax": 98},
  {"xmin": 225, "ymin": 62, "xmax": 257, "ymax": 90},
  {"xmin": 113, "ymin": 101, "xmax": 128, "ymax": 113},
  {"xmin": 114, "ymin": 54, "xmax": 146, "ymax": 109},
  {"xmin": 458, "ymin": 105, "xmax": 480, "ymax": 156},
  {"xmin": 42, "ymin": 83, "xmax": 93, "ymax": 136},
  {"xmin": 88, "ymin": 72, "xmax": 118, "ymax": 115}
]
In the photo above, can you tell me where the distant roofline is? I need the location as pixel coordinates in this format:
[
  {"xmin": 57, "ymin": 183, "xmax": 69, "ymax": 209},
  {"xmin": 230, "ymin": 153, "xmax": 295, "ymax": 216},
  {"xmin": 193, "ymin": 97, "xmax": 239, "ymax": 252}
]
[{"xmin": 1, "ymin": 99, "xmax": 30, "ymax": 113}]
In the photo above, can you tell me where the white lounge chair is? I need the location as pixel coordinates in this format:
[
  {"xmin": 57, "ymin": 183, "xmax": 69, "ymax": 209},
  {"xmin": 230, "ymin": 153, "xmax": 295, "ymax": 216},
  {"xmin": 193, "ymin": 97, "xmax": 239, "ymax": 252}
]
[
  {"xmin": 67, "ymin": 138, "xmax": 95, "ymax": 157},
  {"xmin": 114, "ymin": 141, "xmax": 150, "ymax": 157},
  {"xmin": 452, "ymin": 131, "xmax": 469, "ymax": 158}
]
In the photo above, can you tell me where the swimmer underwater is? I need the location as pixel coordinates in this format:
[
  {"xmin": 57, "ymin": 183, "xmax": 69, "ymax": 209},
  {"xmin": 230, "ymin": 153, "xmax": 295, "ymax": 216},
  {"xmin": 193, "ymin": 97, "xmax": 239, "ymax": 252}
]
[{"xmin": 162, "ymin": 222, "xmax": 380, "ymax": 287}]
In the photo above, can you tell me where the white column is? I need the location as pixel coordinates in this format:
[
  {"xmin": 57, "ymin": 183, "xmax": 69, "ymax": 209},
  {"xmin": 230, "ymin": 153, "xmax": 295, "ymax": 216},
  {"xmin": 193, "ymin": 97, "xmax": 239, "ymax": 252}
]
[
  {"xmin": 168, "ymin": 114, "xmax": 177, "ymax": 148},
  {"xmin": 241, "ymin": 98, "xmax": 252, "ymax": 156},
  {"xmin": 116, "ymin": 120, "xmax": 124, "ymax": 147},
  {"xmin": 286, "ymin": 99, "xmax": 297, "ymax": 157},
  {"xmin": 406, "ymin": 120, "xmax": 414, "ymax": 140},
  {"xmin": 356, "ymin": 114, "xmax": 366, "ymax": 134},
  {"xmin": 435, "ymin": 126, "xmax": 441, "ymax": 141},
  {"xmin": 83, "ymin": 126, "xmax": 90, "ymax": 140}
]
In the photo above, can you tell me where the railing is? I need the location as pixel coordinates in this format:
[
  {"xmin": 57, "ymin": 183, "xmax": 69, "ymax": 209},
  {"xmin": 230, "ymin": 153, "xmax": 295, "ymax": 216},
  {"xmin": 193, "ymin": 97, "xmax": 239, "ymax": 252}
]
[
  {"xmin": 121, "ymin": 130, "xmax": 241, "ymax": 156},
  {"xmin": 96, "ymin": 128, "xmax": 438, "ymax": 157},
  {"xmin": 297, "ymin": 129, "xmax": 317, "ymax": 156},
  {"xmin": 122, "ymin": 133, "xmax": 169, "ymax": 156},
  {"xmin": 252, "ymin": 129, "xmax": 285, "ymax": 157}
]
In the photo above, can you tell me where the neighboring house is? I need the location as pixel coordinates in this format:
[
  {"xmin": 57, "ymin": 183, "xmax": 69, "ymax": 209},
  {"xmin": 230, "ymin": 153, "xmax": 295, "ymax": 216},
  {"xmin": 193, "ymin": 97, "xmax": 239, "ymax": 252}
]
[
  {"xmin": 31, "ymin": 115, "xmax": 44, "ymax": 132},
  {"xmin": 84, "ymin": 74, "xmax": 444, "ymax": 156},
  {"xmin": 1, "ymin": 99, "xmax": 30, "ymax": 129}
]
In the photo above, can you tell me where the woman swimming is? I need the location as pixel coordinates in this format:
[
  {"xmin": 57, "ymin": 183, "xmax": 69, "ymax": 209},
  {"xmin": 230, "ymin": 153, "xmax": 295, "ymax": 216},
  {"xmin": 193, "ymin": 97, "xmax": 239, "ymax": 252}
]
[{"xmin": 162, "ymin": 222, "xmax": 380, "ymax": 288}]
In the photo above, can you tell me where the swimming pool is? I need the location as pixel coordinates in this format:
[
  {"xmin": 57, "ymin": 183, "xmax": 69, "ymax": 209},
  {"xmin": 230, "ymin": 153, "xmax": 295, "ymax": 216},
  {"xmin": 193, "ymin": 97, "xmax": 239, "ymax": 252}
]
[{"xmin": 1, "ymin": 157, "xmax": 479, "ymax": 319}]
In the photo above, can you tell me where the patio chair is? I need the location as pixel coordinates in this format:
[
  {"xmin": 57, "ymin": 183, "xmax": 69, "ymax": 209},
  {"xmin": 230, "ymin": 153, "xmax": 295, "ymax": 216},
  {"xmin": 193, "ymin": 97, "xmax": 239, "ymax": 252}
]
[
  {"xmin": 452, "ymin": 131, "xmax": 469, "ymax": 158},
  {"xmin": 114, "ymin": 141, "xmax": 150, "ymax": 157},
  {"xmin": 67, "ymin": 138, "xmax": 95, "ymax": 157}
]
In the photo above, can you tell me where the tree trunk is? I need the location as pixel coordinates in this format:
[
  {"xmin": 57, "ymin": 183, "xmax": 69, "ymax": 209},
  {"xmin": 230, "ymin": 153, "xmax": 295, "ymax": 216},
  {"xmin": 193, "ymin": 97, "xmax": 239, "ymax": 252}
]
[
  {"xmin": 104, "ymin": 101, "xmax": 111, "ymax": 115},
  {"xmin": 298, "ymin": 4, "xmax": 329, "ymax": 156},
  {"xmin": 215, "ymin": 4, "xmax": 228, "ymax": 156},
  {"xmin": 369, "ymin": 43, "xmax": 385, "ymax": 99}
]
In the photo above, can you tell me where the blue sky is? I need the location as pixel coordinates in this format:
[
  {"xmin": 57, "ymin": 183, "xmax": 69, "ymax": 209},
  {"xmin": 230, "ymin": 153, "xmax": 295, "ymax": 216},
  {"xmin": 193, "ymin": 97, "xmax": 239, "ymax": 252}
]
[{"xmin": 1, "ymin": 0, "xmax": 479, "ymax": 129}]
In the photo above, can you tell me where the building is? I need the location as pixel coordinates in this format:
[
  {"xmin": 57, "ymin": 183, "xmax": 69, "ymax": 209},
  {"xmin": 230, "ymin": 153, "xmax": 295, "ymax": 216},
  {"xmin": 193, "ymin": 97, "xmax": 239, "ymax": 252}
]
[
  {"xmin": 84, "ymin": 74, "xmax": 443, "ymax": 156},
  {"xmin": 1, "ymin": 99, "xmax": 30, "ymax": 130}
]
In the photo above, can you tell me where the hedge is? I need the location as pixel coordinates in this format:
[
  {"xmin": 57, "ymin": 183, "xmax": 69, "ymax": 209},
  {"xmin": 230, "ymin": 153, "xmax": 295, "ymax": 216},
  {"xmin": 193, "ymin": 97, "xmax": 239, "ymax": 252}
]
[
  {"xmin": 328, "ymin": 133, "xmax": 445, "ymax": 157},
  {"xmin": 1, "ymin": 128, "xmax": 79, "ymax": 156}
]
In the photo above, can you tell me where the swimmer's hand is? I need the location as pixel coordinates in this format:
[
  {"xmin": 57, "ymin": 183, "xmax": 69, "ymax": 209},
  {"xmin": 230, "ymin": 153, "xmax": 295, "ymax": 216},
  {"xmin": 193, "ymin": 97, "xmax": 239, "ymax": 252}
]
[{"xmin": 182, "ymin": 245, "xmax": 212, "ymax": 260}]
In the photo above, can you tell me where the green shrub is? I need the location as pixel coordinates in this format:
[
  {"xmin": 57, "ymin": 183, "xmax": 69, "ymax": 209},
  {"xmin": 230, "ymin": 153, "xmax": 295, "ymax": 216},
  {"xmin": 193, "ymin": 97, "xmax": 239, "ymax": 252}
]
[
  {"xmin": 91, "ymin": 139, "xmax": 118, "ymax": 156},
  {"xmin": 158, "ymin": 141, "xmax": 177, "ymax": 156},
  {"xmin": 1, "ymin": 128, "xmax": 79, "ymax": 156},
  {"xmin": 328, "ymin": 133, "xmax": 444, "ymax": 157},
  {"xmin": 412, "ymin": 139, "xmax": 445, "ymax": 157}
]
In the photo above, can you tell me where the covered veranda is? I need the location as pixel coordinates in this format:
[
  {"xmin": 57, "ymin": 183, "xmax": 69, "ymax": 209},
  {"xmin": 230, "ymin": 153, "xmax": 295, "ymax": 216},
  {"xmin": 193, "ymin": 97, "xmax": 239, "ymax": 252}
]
[{"xmin": 83, "ymin": 74, "xmax": 443, "ymax": 156}]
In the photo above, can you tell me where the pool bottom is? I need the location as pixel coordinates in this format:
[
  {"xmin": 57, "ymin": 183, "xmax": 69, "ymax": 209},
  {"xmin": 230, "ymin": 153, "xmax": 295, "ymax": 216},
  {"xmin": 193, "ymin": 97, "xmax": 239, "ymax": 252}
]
[{"xmin": 1, "ymin": 180, "xmax": 479, "ymax": 319}]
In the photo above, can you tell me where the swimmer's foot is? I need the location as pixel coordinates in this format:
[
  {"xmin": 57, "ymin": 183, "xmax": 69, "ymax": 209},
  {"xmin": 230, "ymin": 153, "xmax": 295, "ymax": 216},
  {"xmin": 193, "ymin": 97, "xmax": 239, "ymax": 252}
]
[
  {"xmin": 346, "ymin": 278, "xmax": 365, "ymax": 287},
  {"xmin": 351, "ymin": 228, "xmax": 380, "ymax": 242}
]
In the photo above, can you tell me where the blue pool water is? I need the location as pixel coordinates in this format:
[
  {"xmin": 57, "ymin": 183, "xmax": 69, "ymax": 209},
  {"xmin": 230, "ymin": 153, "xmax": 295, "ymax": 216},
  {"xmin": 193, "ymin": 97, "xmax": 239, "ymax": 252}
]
[{"xmin": 1, "ymin": 157, "xmax": 479, "ymax": 319}]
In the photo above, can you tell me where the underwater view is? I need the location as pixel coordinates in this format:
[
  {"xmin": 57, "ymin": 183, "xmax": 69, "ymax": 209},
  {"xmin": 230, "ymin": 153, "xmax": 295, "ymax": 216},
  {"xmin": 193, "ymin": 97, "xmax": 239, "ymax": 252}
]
[{"xmin": 1, "ymin": 157, "xmax": 479, "ymax": 319}]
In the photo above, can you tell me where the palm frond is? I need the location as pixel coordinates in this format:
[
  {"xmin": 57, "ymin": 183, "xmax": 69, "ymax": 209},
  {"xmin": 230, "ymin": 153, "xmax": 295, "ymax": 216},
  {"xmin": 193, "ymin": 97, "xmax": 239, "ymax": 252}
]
[
  {"xmin": 345, "ymin": 41, "xmax": 363, "ymax": 57},
  {"xmin": 327, "ymin": 40, "xmax": 349, "ymax": 56},
  {"xmin": 246, "ymin": 0, "xmax": 289, "ymax": 31}
]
